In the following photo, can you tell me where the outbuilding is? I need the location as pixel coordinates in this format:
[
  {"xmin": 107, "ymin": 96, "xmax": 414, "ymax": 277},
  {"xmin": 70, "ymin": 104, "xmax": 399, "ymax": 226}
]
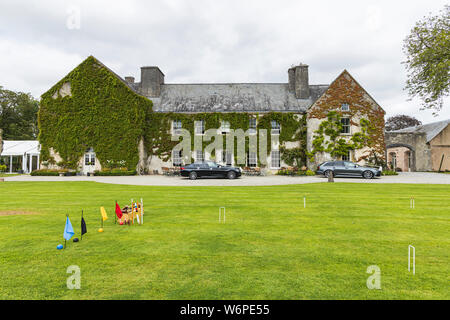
[
  {"xmin": 0, "ymin": 140, "xmax": 40, "ymax": 173},
  {"xmin": 385, "ymin": 119, "xmax": 450, "ymax": 172}
]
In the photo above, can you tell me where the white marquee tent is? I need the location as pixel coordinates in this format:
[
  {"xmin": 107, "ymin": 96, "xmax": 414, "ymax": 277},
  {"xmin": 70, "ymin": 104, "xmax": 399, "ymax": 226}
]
[{"xmin": 0, "ymin": 140, "xmax": 40, "ymax": 173}]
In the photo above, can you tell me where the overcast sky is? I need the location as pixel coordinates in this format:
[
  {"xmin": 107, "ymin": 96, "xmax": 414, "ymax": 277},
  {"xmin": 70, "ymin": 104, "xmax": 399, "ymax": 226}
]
[{"xmin": 0, "ymin": 0, "xmax": 448, "ymax": 123}]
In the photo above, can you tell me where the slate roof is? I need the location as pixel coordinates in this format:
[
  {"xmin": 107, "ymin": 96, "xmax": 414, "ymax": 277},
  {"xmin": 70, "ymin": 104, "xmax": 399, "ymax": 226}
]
[
  {"xmin": 82, "ymin": 56, "xmax": 330, "ymax": 113},
  {"xmin": 388, "ymin": 119, "xmax": 450, "ymax": 142},
  {"xmin": 149, "ymin": 83, "xmax": 328, "ymax": 113}
]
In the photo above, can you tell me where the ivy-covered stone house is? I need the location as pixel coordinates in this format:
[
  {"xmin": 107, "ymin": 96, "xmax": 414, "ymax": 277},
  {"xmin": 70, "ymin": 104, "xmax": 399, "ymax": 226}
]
[{"xmin": 38, "ymin": 56, "xmax": 385, "ymax": 175}]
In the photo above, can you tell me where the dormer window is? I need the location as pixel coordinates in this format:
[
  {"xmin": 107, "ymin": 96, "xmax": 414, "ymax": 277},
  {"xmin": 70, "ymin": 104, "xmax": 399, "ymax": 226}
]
[{"xmin": 341, "ymin": 103, "xmax": 350, "ymax": 111}]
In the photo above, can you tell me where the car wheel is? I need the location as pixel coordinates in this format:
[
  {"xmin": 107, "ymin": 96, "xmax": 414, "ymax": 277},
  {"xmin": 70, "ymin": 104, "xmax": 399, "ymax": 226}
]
[
  {"xmin": 363, "ymin": 171, "xmax": 374, "ymax": 179},
  {"xmin": 189, "ymin": 172, "xmax": 197, "ymax": 180},
  {"xmin": 227, "ymin": 171, "xmax": 236, "ymax": 179},
  {"xmin": 324, "ymin": 170, "xmax": 333, "ymax": 178}
]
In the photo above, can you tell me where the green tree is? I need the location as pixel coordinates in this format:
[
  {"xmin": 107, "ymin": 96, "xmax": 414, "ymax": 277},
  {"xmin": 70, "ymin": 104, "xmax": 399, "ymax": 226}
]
[
  {"xmin": 0, "ymin": 86, "xmax": 39, "ymax": 140},
  {"xmin": 403, "ymin": 5, "xmax": 450, "ymax": 114},
  {"xmin": 385, "ymin": 114, "xmax": 422, "ymax": 131}
]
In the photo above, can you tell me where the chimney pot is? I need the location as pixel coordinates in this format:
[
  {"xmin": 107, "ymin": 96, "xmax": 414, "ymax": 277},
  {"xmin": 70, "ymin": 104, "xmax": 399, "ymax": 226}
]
[{"xmin": 125, "ymin": 76, "xmax": 135, "ymax": 84}]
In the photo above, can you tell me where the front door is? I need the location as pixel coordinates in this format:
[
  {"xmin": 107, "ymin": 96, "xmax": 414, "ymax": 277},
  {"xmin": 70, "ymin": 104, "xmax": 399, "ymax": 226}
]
[{"xmin": 83, "ymin": 150, "xmax": 96, "ymax": 175}]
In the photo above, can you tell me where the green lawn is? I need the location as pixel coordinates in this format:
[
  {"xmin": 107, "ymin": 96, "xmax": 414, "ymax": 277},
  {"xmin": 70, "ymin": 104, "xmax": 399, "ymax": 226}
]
[{"xmin": 0, "ymin": 181, "xmax": 448, "ymax": 300}]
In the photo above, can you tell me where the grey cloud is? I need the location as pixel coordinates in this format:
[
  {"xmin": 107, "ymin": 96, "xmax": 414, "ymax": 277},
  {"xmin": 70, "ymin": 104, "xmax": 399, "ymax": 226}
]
[{"xmin": 0, "ymin": 0, "xmax": 448, "ymax": 124}]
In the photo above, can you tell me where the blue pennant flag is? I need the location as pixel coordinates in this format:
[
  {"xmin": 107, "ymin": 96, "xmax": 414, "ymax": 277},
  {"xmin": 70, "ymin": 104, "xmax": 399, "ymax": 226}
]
[{"xmin": 63, "ymin": 216, "xmax": 75, "ymax": 241}]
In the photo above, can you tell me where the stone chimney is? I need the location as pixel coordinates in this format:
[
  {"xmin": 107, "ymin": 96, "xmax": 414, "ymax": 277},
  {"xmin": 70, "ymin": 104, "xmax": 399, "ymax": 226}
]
[
  {"xmin": 124, "ymin": 76, "xmax": 135, "ymax": 84},
  {"xmin": 288, "ymin": 67, "xmax": 296, "ymax": 92},
  {"xmin": 140, "ymin": 66, "xmax": 164, "ymax": 97},
  {"xmin": 288, "ymin": 64, "xmax": 310, "ymax": 99}
]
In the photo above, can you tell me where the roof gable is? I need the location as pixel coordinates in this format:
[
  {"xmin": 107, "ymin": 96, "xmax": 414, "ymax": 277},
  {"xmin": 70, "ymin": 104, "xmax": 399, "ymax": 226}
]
[
  {"xmin": 41, "ymin": 55, "xmax": 141, "ymax": 99},
  {"xmin": 309, "ymin": 69, "xmax": 385, "ymax": 115}
]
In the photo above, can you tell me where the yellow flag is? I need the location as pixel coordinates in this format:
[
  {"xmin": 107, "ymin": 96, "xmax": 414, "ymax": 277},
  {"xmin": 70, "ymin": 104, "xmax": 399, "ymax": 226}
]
[{"xmin": 100, "ymin": 207, "xmax": 108, "ymax": 221}]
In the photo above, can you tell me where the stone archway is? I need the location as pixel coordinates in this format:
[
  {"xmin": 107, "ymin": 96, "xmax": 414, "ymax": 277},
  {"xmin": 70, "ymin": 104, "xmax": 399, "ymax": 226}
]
[{"xmin": 385, "ymin": 143, "xmax": 416, "ymax": 172}]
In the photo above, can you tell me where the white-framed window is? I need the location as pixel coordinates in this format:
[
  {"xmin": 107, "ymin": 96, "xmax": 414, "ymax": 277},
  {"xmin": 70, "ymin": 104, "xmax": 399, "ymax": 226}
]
[
  {"xmin": 195, "ymin": 120, "xmax": 205, "ymax": 135},
  {"xmin": 172, "ymin": 120, "xmax": 182, "ymax": 135},
  {"xmin": 341, "ymin": 103, "xmax": 350, "ymax": 111},
  {"xmin": 271, "ymin": 150, "xmax": 280, "ymax": 168},
  {"xmin": 271, "ymin": 120, "xmax": 280, "ymax": 135},
  {"xmin": 249, "ymin": 117, "xmax": 257, "ymax": 134},
  {"xmin": 195, "ymin": 150, "xmax": 204, "ymax": 162},
  {"xmin": 84, "ymin": 154, "xmax": 91, "ymax": 165},
  {"xmin": 247, "ymin": 152, "xmax": 257, "ymax": 167},
  {"xmin": 84, "ymin": 148, "xmax": 95, "ymax": 165},
  {"xmin": 222, "ymin": 151, "xmax": 233, "ymax": 166},
  {"xmin": 172, "ymin": 150, "xmax": 182, "ymax": 166},
  {"xmin": 342, "ymin": 151, "xmax": 350, "ymax": 161},
  {"xmin": 341, "ymin": 117, "xmax": 350, "ymax": 134},
  {"xmin": 220, "ymin": 120, "xmax": 231, "ymax": 134}
]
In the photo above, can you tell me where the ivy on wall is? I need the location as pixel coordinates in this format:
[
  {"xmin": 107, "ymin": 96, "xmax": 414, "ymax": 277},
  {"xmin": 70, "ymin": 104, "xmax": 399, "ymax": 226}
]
[
  {"xmin": 307, "ymin": 70, "xmax": 386, "ymax": 163},
  {"xmin": 308, "ymin": 111, "xmax": 373, "ymax": 161},
  {"xmin": 38, "ymin": 56, "xmax": 153, "ymax": 170},
  {"xmin": 144, "ymin": 112, "xmax": 307, "ymax": 166}
]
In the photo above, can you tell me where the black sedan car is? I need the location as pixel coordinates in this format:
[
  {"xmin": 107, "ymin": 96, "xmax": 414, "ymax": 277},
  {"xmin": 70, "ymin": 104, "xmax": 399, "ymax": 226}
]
[
  {"xmin": 180, "ymin": 161, "xmax": 242, "ymax": 180},
  {"xmin": 316, "ymin": 161, "xmax": 381, "ymax": 179}
]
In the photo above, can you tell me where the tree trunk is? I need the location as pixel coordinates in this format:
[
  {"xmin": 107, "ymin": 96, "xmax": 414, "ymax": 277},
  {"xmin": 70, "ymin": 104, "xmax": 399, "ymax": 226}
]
[{"xmin": 328, "ymin": 170, "xmax": 334, "ymax": 182}]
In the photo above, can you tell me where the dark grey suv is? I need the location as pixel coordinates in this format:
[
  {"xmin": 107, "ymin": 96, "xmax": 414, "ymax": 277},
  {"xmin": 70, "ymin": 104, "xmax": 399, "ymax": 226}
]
[{"xmin": 316, "ymin": 161, "xmax": 381, "ymax": 179}]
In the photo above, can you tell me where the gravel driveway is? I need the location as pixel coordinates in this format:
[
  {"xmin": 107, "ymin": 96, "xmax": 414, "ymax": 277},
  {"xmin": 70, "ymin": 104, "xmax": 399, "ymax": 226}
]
[{"xmin": 2, "ymin": 172, "xmax": 449, "ymax": 186}]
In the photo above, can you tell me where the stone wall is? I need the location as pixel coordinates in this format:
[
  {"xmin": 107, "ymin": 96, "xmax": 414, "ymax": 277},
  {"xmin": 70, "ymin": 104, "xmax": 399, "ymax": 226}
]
[
  {"xmin": 306, "ymin": 70, "xmax": 386, "ymax": 168},
  {"xmin": 385, "ymin": 132, "xmax": 431, "ymax": 171}
]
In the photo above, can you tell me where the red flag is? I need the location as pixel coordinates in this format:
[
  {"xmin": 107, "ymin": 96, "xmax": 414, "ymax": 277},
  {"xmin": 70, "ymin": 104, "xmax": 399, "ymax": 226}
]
[{"xmin": 115, "ymin": 202, "xmax": 123, "ymax": 219}]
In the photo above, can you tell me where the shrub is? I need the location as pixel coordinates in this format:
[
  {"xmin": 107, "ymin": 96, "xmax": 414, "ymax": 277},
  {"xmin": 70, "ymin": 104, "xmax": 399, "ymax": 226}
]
[
  {"xmin": 31, "ymin": 169, "xmax": 60, "ymax": 176},
  {"xmin": 382, "ymin": 170, "xmax": 398, "ymax": 176},
  {"xmin": 94, "ymin": 169, "xmax": 137, "ymax": 176},
  {"xmin": 276, "ymin": 169, "xmax": 290, "ymax": 176},
  {"xmin": 0, "ymin": 164, "xmax": 7, "ymax": 172},
  {"xmin": 277, "ymin": 169, "xmax": 316, "ymax": 176}
]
